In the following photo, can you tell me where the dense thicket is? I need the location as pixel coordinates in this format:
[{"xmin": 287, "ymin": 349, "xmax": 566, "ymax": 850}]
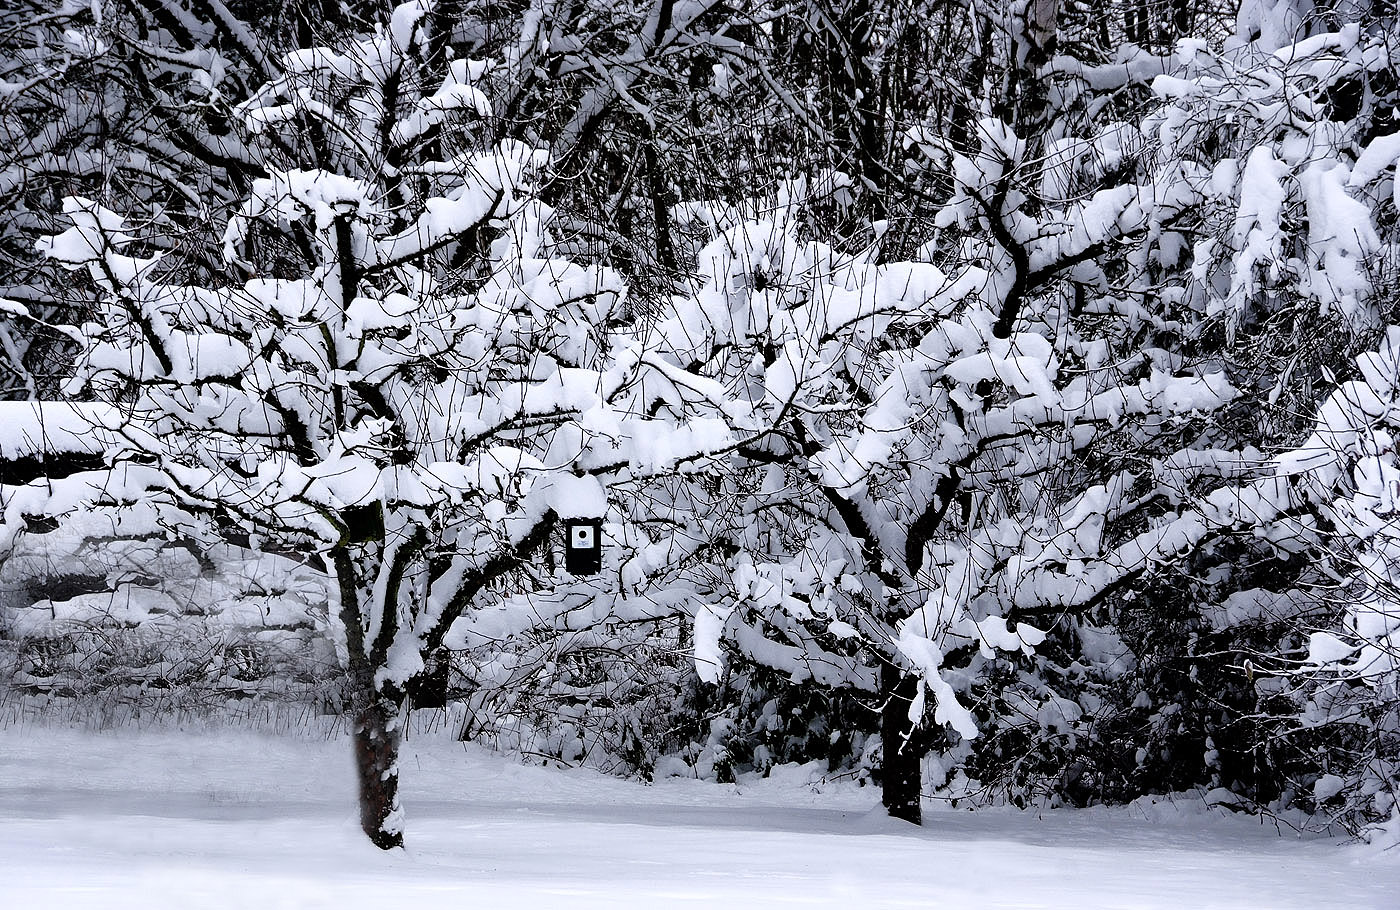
[{"xmin": 2, "ymin": 0, "xmax": 1399, "ymax": 848}]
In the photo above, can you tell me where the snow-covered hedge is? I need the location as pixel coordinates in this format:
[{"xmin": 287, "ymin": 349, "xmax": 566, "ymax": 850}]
[{"xmin": 0, "ymin": 502, "xmax": 339, "ymax": 716}]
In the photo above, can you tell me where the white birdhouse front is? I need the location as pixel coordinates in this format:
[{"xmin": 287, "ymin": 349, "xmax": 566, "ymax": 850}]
[{"xmin": 564, "ymin": 518, "xmax": 603, "ymax": 575}]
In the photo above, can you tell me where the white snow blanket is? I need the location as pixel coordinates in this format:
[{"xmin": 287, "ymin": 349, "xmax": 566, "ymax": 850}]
[{"xmin": 0, "ymin": 723, "xmax": 1395, "ymax": 909}]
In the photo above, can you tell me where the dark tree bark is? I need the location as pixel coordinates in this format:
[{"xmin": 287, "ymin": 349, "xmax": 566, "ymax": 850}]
[
  {"xmin": 799, "ymin": 0, "xmax": 890, "ymax": 221},
  {"xmin": 828, "ymin": 1, "xmax": 887, "ymax": 217},
  {"xmin": 351, "ymin": 682, "xmax": 406, "ymax": 849},
  {"xmin": 1125, "ymin": 0, "xmax": 1150, "ymax": 45},
  {"xmin": 335, "ymin": 548, "xmax": 408, "ymax": 850},
  {"xmin": 405, "ymin": 648, "xmax": 451, "ymax": 709},
  {"xmin": 880, "ymin": 661, "xmax": 923, "ymax": 824},
  {"xmin": 1170, "ymin": 0, "xmax": 1195, "ymax": 44},
  {"xmin": 643, "ymin": 129, "xmax": 679, "ymax": 276}
]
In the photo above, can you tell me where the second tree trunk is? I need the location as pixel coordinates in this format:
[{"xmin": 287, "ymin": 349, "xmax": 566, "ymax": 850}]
[{"xmin": 881, "ymin": 662, "xmax": 923, "ymax": 824}]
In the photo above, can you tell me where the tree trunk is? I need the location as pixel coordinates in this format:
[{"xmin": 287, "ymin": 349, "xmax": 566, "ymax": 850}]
[
  {"xmin": 881, "ymin": 662, "xmax": 923, "ymax": 824},
  {"xmin": 1010, "ymin": 0, "xmax": 1061, "ymax": 154},
  {"xmin": 816, "ymin": 0, "xmax": 888, "ymax": 221},
  {"xmin": 406, "ymin": 647, "xmax": 450, "ymax": 709},
  {"xmin": 352, "ymin": 685, "xmax": 406, "ymax": 849}
]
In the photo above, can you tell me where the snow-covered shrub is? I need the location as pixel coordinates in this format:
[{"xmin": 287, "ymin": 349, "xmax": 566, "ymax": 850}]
[
  {"xmin": 702, "ymin": 665, "xmax": 877, "ymax": 782},
  {"xmin": 894, "ymin": 5, "xmax": 1400, "ymax": 820},
  {"xmin": 1255, "ymin": 325, "xmax": 1400, "ymax": 835},
  {"xmin": 0, "ymin": 500, "xmax": 339, "ymax": 718},
  {"xmin": 448, "ymin": 616, "xmax": 696, "ymax": 777}
]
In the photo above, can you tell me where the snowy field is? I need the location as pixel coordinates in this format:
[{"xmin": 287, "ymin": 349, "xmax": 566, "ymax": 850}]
[{"xmin": 1, "ymin": 720, "xmax": 1396, "ymax": 910}]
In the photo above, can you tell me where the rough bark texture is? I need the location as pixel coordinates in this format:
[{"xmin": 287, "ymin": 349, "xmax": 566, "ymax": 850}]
[
  {"xmin": 352, "ymin": 685, "xmax": 405, "ymax": 850},
  {"xmin": 335, "ymin": 547, "xmax": 406, "ymax": 851},
  {"xmin": 880, "ymin": 662, "xmax": 923, "ymax": 825}
]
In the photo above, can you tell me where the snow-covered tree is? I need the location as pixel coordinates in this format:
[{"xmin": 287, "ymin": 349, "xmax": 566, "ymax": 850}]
[
  {"xmin": 1, "ymin": 3, "xmax": 753, "ymax": 848},
  {"xmin": 9, "ymin": 0, "xmax": 1400, "ymax": 843},
  {"xmin": 610, "ymin": 0, "xmax": 1400, "ymax": 821},
  {"xmin": 661, "ymin": 112, "xmax": 1242, "ymax": 819}
]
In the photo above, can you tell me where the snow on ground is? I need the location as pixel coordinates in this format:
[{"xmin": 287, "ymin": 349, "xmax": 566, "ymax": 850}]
[{"xmin": 0, "ymin": 718, "xmax": 1395, "ymax": 909}]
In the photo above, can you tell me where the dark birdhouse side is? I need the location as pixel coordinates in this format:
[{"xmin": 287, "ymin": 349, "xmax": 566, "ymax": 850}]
[{"xmin": 564, "ymin": 518, "xmax": 603, "ymax": 575}]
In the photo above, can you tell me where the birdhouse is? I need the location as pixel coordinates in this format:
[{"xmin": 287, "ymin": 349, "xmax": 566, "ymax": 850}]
[{"xmin": 563, "ymin": 518, "xmax": 603, "ymax": 575}]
